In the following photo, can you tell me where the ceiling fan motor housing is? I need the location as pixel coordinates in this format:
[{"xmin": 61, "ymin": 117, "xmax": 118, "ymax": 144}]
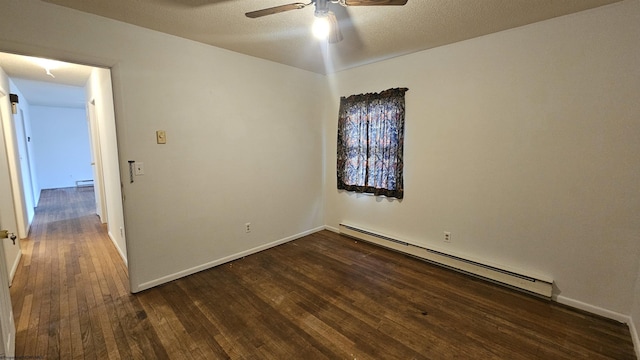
[{"xmin": 315, "ymin": 0, "xmax": 330, "ymax": 17}]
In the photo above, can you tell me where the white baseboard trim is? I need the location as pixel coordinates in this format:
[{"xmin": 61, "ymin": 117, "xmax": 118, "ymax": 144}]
[
  {"xmin": 8, "ymin": 249, "xmax": 21, "ymax": 286},
  {"xmin": 555, "ymin": 295, "xmax": 630, "ymax": 324},
  {"xmin": 135, "ymin": 226, "xmax": 326, "ymax": 292},
  {"xmin": 324, "ymin": 225, "xmax": 340, "ymax": 233},
  {"xmin": 107, "ymin": 230, "xmax": 128, "ymax": 266}
]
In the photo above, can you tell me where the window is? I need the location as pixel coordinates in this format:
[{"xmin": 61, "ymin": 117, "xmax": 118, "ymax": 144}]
[{"xmin": 337, "ymin": 87, "xmax": 408, "ymax": 199}]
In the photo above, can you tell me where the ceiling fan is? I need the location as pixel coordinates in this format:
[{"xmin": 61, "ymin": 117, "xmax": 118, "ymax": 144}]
[{"xmin": 245, "ymin": 0, "xmax": 408, "ymax": 43}]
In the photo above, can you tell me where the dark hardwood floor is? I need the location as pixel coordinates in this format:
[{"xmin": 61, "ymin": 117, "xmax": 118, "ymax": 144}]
[{"xmin": 10, "ymin": 187, "xmax": 636, "ymax": 359}]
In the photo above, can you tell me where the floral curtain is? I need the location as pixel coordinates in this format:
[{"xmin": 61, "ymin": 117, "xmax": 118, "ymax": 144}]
[{"xmin": 337, "ymin": 87, "xmax": 408, "ymax": 199}]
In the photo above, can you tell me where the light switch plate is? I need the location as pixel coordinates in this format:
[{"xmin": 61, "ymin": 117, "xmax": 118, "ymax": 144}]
[{"xmin": 156, "ymin": 130, "xmax": 167, "ymax": 144}]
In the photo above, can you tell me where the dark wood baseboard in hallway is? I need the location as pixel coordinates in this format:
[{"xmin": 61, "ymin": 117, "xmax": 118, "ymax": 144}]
[{"xmin": 10, "ymin": 187, "xmax": 637, "ymax": 359}]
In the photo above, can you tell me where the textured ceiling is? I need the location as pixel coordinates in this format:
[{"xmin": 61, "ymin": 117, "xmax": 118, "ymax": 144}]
[{"xmin": 39, "ymin": 0, "xmax": 622, "ymax": 75}]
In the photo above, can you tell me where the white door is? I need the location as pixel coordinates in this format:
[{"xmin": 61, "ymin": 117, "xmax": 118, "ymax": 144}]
[{"xmin": 0, "ymin": 223, "xmax": 15, "ymax": 357}]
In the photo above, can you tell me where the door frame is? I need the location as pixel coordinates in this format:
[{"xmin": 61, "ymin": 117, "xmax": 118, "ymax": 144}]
[
  {"xmin": 0, "ymin": 233, "xmax": 15, "ymax": 358},
  {"xmin": 87, "ymin": 99, "xmax": 108, "ymax": 223}
]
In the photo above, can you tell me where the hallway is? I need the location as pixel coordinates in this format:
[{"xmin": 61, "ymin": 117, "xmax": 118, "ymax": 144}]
[{"xmin": 9, "ymin": 187, "xmax": 139, "ymax": 358}]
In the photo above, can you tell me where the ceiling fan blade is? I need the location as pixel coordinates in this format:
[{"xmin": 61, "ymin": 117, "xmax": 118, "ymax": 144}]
[
  {"xmin": 343, "ymin": 0, "xmax": 408, "ymax": 5},
  {"xmin": 245, "ymin": 3, "xmax": 309, "ymax": 18},
  {"xmin": 327, "ymin": 11, "xmax": 343, "ymax": 44}
]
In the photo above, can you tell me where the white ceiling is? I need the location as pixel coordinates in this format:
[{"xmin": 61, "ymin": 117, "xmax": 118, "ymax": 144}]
[
  {"xmin": 40, "ymin": 0, "xmax": 622, "ymax": 74},
  {"xmin": 10, "ymin": 78, "xmax": 87, "ymax": 108},
  {"xmin": 0, "ymin": 52, "xmax": 92, "ymax": 108},
  {"xmin": 0, "ymin": 0, "xmax": 623, "ymax": 106}
]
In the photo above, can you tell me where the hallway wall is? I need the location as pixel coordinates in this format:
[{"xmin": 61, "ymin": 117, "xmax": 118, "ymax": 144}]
[
  {"xmin": 86, "ymin": 67, "xmax": 127, "ymax": 263},
  {"xmin": 29, "ymin": 105, "xmax": 92, "ymax": 190}
]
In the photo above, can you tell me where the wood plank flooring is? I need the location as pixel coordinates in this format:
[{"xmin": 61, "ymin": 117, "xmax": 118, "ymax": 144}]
[{"xmin": 10, "ymin": 187, "xmax": 637, "ymax": 359}]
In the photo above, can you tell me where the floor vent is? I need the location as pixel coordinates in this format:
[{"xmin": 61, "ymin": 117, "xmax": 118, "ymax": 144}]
[{"xmin": 339, "ymin": 224, "xmax": 553, "ymax": 298}]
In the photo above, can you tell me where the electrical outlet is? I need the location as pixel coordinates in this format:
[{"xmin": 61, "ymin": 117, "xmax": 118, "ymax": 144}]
[
  {"xmin": 134, "ymin": 162, "xmax": 144, "ymax": 175},
  {"xmin": 444, "ymin": 231, "xmax": 451, "ymax": 243},
  {"xmin": 245, "ymin": 223, "xmax": 251, "ymax": 233}
]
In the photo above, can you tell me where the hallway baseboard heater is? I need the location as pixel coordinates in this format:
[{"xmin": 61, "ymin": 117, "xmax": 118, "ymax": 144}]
[{"xmin": 339, "ymin": 224, "xmax": 553, "ymax": 298}]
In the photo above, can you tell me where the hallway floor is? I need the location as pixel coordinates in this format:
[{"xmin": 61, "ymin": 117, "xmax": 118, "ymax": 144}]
[{"xmin": 10, "ymin": 187, "xmax": 133, "ymax": 358}]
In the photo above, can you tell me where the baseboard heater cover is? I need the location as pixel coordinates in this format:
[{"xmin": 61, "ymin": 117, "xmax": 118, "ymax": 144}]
[
  {"xmin": 339, "ymin": 224, "xmax": 553, "ymax": 298},
  {"xmin": 75, "ymin": 179, "xmax": 94, "ymax": 187}
]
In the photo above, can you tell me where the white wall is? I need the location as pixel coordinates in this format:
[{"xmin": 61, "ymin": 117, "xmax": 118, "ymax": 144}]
[
  {"xmin": 114, "ymin": 44, "xmax": 326, "ymax": 290},
  {"xmin": 22, "ymin": 99, "xmax": 39, "ymax": 208},
  {"xmin": 0, "ymin": 0, "xmax": 325, "ymax": 291},
  {"xmin": 0, "ymin": 68, "xmax": 22, "ymax": 282},
  {"xmin": 29, "ymin": 105, "xmax": 93, "ymax": 190},
  {"xmin": 325, "ymin": 0, "xmax": 640, "ymax": 320},
  {"xmin": 0, "ymin": 77, "xmax": 31, "ymax": 240},
  {"xmin": 86, "ymin": 67, "xmax": 127, "ymax": 263},
  {"xmin": 7, "ymin": 80, "xmax": 36, "ymax": 222}
]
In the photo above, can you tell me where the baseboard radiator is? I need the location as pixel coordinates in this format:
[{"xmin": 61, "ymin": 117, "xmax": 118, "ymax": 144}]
[
  {"xmin": 75, "ymin": 179, "xmax": 94, "ymax": 187},
  {"xmin": 339, "ymin": 224, "xmax": 553, "ymax": 298}
]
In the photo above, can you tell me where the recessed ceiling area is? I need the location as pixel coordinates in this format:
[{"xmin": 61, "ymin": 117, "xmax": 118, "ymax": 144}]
[{"xmin": 39, "ymin": 0, "xmax": 622, "ymax": 74}]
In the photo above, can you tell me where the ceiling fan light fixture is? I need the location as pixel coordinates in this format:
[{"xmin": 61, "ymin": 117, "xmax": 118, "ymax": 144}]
[
  {"xmin": 312, "ymin": 15, "xmax": 331, "ymax": 40},
  {"xmin": 246, "ymin": 0, "xmax": 406, "ymax": 43}
]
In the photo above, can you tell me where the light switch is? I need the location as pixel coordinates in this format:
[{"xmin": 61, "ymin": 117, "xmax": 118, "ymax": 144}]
[
  {"xmin": 156, "ymin": 130, "xmax": 167, "ymax": 144},
  {"xmin": 135, "ymin": 162, "xmax": 144, "ymax": 175}
]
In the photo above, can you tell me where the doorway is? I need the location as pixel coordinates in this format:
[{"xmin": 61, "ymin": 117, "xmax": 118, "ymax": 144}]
[
  {"xmin": 0, "ymin": 53, "xmax": 128, "ymax": 356},
  {"xmin": 0, "ymin": 52, "xmax": 128, "ymax": 270}
]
